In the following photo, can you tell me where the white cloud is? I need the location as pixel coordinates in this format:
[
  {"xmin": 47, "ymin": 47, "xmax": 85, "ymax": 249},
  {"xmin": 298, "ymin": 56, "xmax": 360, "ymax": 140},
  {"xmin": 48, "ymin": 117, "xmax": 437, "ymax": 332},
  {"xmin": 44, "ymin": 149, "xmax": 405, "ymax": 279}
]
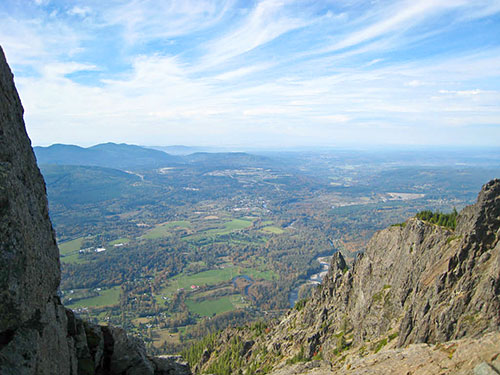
[
  {"xmin": 201, "ymin": 0, "xmax": 313, "ymax": 67},
  {"xmin": 2, "ymin": 0, "xmax": 500, "ymax": 147},
  {"xmin": 42, "ymin": 62, "xmax": 98, "ymax": 79},
  {"xmin": 103, "ymin": 0, "xmax": 234, "ymax": 44},
  {"xmin": 439, "ymin": 89, "xmax": 483, "ymax": 96},
  {"xmin": 366, "ymin": 58, "xmax": 383, "ymax": 66},
  {"xmin": 213, "ymin": 64, "xmax": 272, "ymax": 81},
  {"xmin": 324, "ymin": 0, "xmax": 458, "ymax": 52},
  {"xmin": 0, "ymin": 15, "xmax": 84, "ymax": 67},
  {"xmin": 243, "ymin": 106, "xmax": 289, "ymax": 116},
  {"xmin": 315, "ymin": 115, "xmax": 351, "ymax": 123},
  {"xmin": 406, "ymin": 80, "xmax": 426, "ymax": 87},
  {"xmin": 68, "ymin": 6, "xmax": 92, "ymax": 17}
]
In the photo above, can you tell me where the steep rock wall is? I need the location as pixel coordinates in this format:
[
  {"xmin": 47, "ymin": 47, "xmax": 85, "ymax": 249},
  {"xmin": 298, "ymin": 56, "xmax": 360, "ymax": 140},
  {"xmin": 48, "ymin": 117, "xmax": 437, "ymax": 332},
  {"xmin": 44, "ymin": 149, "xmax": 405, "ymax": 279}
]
[
  {"xmin": 0, "ymin": 43, "xmax": 73, "ymax": 375},
  {"xmin": 0, "ymin": 47, "xmax": 190, "ymax": 375},
  {"xmin": 270, "ymin": 179, "xmax": 500, "ymax": 361}
]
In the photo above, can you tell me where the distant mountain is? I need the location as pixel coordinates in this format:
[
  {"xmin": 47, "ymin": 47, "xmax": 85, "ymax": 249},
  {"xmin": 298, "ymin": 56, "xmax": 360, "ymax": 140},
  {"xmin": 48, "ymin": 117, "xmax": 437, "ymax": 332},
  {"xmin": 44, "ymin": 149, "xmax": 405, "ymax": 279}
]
[
  {"xmin": 150, "ymin": 145, "xmax": 253, "ymax": 155},
  {"xmin": 34, "ymin": 143, "xmax": 286, "ymax": 170},
  {"xmin": 40, "ymin": 164, "xmax": 142, "ymax": 205},
  {"xmin": 34, "ymin": 142, "xmax": 181, "ymax": 170},
  {"xmin": 149, "ymin": 145, "xmax": 214, "ymax": 155}
]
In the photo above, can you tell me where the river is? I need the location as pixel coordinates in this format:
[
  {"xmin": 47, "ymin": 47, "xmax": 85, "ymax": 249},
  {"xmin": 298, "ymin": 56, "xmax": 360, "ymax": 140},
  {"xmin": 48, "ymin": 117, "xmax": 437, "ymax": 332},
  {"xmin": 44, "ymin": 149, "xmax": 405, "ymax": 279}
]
[
  {"xmin": 232, "ymin": 275, "xmax": 253, "ymax": 297},
  {"xmin": 229, "ymin": 257, "xmax": 335, "ymax": 308},
  {"xmin": 288, "ymin": 254, "xmax": 334, "ymax": 307}
]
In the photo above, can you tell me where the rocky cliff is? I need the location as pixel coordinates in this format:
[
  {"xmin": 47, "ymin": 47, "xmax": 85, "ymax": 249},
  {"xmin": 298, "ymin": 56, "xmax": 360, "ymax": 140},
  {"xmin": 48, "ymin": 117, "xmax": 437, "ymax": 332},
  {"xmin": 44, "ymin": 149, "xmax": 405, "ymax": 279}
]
[
  {"xmin": 191, "ymin": 179, "xmax": 500, "ymax": 374},
  {"xmin": 0, "ymin": 47, "xmax": 190, "ymax": 375},
  {"xmin": 293, "ymin": 179, "xmax": 500, "ymax": 353}
]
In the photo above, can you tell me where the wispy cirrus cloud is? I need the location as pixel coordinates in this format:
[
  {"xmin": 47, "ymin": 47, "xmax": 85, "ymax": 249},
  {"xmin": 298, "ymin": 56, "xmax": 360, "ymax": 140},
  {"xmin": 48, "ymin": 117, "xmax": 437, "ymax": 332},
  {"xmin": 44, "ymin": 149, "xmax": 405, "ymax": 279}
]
[
  {"xmin": 67, "ymin": 6, "xmax": 92, "ymax": 18},
  {"xmin": 0, "ymin": 0, "xmax": 499, "ymax": 147},
  {"xmin": 309, "ymin": 0, "xmax": 500, "ymax": 63},
  {"xmin": 102, "ymin": 0, "xmax": 235, "ymax": 44},
  {"xmin": 325, "ymin": 0, "xmax": 458, "ymax": 51},
  {"xmin": 213, "ymin": 64, "xmax": 273, "ymax": 81},
  {"xmin": 200, "ymin": 0, "xmax": 314, "ymax": 68},
  {"xmin": 0, "ymin": 15, "xmax": 82, "ymax": 67}
]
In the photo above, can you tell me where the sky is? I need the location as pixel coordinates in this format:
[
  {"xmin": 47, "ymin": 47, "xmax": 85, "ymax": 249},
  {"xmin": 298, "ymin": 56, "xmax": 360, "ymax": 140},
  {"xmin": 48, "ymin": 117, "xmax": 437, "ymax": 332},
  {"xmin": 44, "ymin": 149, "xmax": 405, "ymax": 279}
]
[{"xmin": 1, "ymin": 0, "xmax": 500, "ymax": 148}]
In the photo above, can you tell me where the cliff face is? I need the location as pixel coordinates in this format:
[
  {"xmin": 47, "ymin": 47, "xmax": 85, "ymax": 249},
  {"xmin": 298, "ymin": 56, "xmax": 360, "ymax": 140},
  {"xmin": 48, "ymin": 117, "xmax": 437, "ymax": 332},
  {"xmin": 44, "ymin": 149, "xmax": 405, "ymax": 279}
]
[
  {"xmin": 0, "ymin": 44, "xmax": 73, "ymax": 374},
  {"xmin": 399, "ymin": 179, "xmax": 500, "ymax": 344},
  {"xmin": 267, "ymin": 179, "xmax": 499, "ymax": 361},
  {"xmin": 0, "ymin": 47, "xmax": 190, "ymax": 375},
  {"xmin": 191, "ymin": 180, "xmax": 500, "ymax": 374}
]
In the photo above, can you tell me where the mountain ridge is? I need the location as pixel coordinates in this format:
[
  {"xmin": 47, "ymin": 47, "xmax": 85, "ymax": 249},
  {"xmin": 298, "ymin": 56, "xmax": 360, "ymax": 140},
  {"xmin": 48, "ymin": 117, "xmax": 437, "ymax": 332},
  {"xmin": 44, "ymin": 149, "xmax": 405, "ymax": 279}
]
[
  {"xmin": 34, "ymin": 142, "xmax": 182, "ymax": 170},
  {"xmin": 34, "ymin": 143, "xmax": 279, "ymax": 170}
]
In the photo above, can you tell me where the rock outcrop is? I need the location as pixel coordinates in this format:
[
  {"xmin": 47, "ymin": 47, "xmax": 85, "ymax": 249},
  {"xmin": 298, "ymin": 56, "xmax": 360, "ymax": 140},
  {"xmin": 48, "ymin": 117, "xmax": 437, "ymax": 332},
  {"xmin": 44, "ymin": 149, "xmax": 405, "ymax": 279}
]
[
  {"xmin": 268, "ymin": 332, "xmax": 500, "ymax": 375},
  {"xmin": 294, "ymin": 179, "xmax": 500, "ymax": 353},
  {"xmin": 0, "ymin": 47, "xmax": 190, "ymax": 375},
  {"xmin": 192, "ymin": 179, "xmax": 500, "ymax": 374}
]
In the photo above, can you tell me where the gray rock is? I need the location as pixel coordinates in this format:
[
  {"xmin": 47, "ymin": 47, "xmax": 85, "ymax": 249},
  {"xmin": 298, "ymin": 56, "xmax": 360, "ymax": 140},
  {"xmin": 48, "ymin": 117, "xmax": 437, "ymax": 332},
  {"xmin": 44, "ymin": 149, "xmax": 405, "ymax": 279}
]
[
  {"xmin": 103, "ymin": 326, "xmax": 155, "ymax": 375},
  {"xmin": 150, "ymin": 355, "xmax": 191, "ymax": 375},
  {"xmin": 474, "ymin": 362, "xmax": 500, "ymax": 375},
  {"xmin": 0, "ymin": 43, "xmax": 71, "ymax": 375},
  {"xmin": 0, "ymin": 45, "xmax": 190, "ymax": 374},
  {"xmin": 269, "ymin": 179, "xmax": 500, "ymax": 362}
]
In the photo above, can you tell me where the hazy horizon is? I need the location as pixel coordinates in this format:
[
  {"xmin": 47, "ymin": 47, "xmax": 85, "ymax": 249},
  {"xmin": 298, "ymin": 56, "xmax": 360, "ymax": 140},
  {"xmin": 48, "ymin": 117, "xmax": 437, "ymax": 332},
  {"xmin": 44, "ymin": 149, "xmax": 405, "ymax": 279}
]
[
  {"xmin": 33, "ymin": 141, "xmax": 500, "ymax": 154},
  {"xmin": 2, "ymin": 0, "xmax": 500, "ymax": 147}
]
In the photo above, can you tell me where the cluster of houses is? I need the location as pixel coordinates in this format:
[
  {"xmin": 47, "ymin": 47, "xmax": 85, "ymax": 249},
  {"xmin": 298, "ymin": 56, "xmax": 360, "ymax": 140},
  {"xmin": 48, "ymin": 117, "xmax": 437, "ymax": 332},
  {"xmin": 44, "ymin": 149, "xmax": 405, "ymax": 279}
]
[
  {"xmin": 78, "ymin": 243, "xmax": 126, "ymax": 254},
  {"xmin": 79, "ymin": 247, "xmax": 106, "ymax": 254}
]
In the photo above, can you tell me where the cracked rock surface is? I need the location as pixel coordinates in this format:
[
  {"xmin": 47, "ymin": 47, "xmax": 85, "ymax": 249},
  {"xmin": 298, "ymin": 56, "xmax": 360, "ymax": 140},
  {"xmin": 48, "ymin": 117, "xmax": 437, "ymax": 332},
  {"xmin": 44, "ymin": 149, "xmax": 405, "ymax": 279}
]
[{"xmin": 0, "ymin": 46, "xmax": 190, "ymax": 375}]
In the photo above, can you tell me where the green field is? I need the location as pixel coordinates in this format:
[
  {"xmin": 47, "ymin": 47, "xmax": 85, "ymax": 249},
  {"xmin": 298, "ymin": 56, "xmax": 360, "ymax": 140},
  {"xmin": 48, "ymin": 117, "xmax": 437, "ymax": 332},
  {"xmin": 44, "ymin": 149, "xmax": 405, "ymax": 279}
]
[
  {"xmin": 242, "ymin": 268, "xmax": 276, "ymax": 280},
  {"xmin": 262, "ymin": 226, "xmax": 285, "ymax": 234},
  {"xmin": 161, "ymin": 265, "xmax": 276, "ymax": 296},
  {"xmin": 198, "ymin": 218, "xmax": 253, "ymax": 236},
  {"xmin": 186, "ymin": 295, "xmax": 243, "ymax": 317},
  {"xmin": 219, "ymin": 218, "xmax": 253, "ymax": 232},
  {"xmin": 61, "ymin": 253, "xmax": 85, "ymax": 264},
  {"xmin": 67, "ymin": 286, "xmax": 121, "ymax": 308},
  {"xmin": 59, "ymin": 237, "xmax": 87, "ymax": 264},
  {"xmin": 184, "ymin": 218, "xmax": 253, "ymax": 241},
  {"xmin": 59, "ymin": 237, "xmax": 84, "ymax": 255},
  {"xmin": 162, "ymin": 267, "xmax": 238, "ymax": 294},
  {"xmin": 141, "ymin": 220, "xmax": 191, "ymax": 239}
]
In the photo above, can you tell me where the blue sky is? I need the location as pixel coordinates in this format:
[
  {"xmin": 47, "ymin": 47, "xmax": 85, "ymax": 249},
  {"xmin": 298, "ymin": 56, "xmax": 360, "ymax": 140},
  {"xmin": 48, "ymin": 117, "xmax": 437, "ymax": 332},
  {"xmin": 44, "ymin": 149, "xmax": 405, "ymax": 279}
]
[{"xmin": 1, "ymin": 0, "xmax": 500, "ymax": 148}]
